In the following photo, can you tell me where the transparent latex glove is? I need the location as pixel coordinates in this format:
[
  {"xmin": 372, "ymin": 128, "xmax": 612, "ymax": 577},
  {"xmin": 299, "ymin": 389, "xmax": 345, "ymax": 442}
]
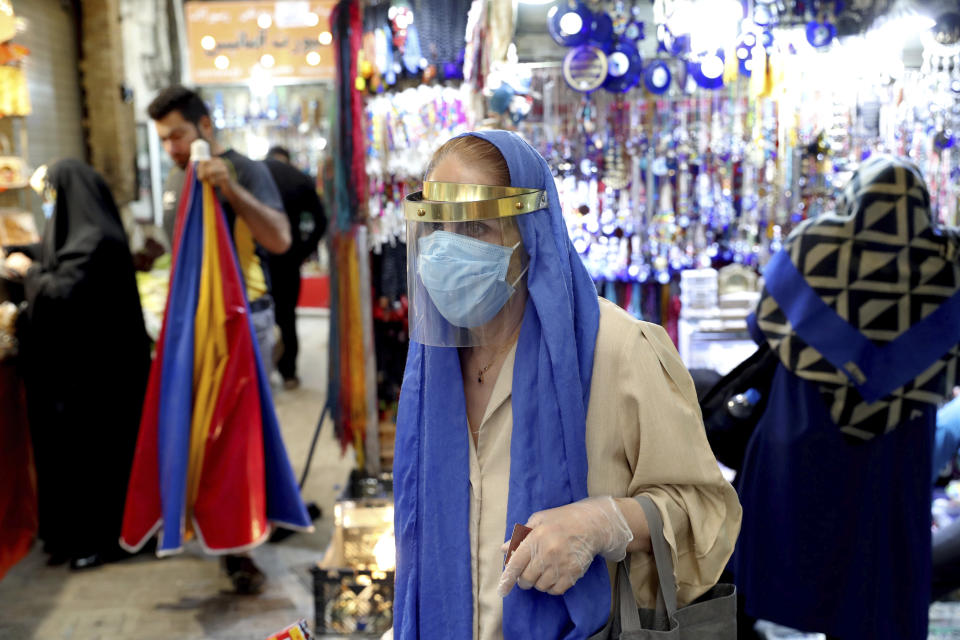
[{"xmin": 497, "ymin": 496, "xmax": 633, "ymax": 597}]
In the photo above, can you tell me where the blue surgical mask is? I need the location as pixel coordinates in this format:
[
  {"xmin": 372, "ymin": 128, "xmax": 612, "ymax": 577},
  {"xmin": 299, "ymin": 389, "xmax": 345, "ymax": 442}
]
[{"xmin": 418, "ymin": 230, "xmax": 526, "ymax": 328}]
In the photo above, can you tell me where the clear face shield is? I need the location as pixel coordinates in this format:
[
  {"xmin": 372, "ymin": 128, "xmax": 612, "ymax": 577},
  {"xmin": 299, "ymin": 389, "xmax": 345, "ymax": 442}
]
[{"xmin": 404, "ymin": 181, "xmax": 548, "ymax": 347}]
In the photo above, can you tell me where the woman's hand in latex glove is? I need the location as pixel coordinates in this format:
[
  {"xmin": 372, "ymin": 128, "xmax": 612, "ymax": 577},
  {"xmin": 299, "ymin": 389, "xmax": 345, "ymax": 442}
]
[{"xmin": 497, "ymin": 496, "xmax": 633, "ymax": 597}]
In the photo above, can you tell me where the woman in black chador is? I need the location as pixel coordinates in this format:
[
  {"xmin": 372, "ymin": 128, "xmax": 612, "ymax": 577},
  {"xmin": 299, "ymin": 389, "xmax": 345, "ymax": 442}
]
[{"xmin": 18, "ymin": 159, "xmax": 150, "ymax": 569}]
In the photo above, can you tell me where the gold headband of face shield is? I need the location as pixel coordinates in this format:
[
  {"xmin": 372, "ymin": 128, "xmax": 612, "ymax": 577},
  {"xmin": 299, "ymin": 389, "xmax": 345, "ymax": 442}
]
[{"xmin": 403, "ymin": 181, "xmax": 548, "ymax": 222}]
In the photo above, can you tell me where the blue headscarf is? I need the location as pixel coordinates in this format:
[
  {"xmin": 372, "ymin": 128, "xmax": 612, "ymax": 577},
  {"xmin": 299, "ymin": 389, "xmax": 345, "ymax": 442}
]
[{"xmin": 394, "ymin": 131, "xmax": 608, "ymax": 638}]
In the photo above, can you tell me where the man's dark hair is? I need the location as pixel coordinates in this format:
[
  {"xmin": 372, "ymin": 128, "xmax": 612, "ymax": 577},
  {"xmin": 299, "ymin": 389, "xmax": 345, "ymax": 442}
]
[
  {"xmin": 147, "ymin": 85, "xmax": 210, "ymax": 126},
  {"xmin": 267, "ymin": 146, "xmax": 291, "ymax": 162}
]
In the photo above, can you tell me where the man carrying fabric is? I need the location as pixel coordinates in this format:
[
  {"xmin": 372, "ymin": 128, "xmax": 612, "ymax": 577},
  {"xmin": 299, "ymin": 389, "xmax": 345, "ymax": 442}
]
[
  {"xmin": 147, "ymin": 85, "xmax": 290, "ymax": 593},
  {"xmin": 150, "ymin": 85, "xmax": 289, "ymax": 373},
  {"xmin": 263, "ymin": 145, "xmax": 327, "ymax": 390}
]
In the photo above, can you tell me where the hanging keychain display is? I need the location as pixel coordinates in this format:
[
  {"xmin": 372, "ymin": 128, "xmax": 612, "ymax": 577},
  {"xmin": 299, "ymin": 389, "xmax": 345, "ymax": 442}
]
[{"xmin": 358, "ymin": 0, "xmax": 960, "ymax": 321}]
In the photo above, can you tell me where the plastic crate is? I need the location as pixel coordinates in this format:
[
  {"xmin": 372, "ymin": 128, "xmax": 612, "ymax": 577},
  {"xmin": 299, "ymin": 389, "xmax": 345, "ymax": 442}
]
[
  {"xmin": 311, "ymin": 567, "xmax": 394, "ymax": 636},
  {"xmin": 680, "ymin": 268, "xmax": 719, "ymax": 310},
  {"xmin": 343, "ymin": 469, "xmax": 393, "ymax": 500},
  {"xmin": 332, "ymin": 498, "xmax": 393, "ymax": 570}
]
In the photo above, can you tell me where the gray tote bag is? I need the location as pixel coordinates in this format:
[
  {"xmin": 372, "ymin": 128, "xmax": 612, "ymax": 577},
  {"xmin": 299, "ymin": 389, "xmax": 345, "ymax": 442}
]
[{"xmin": 588, "ymin": 495, "xmax": 737, "ymax": 640}]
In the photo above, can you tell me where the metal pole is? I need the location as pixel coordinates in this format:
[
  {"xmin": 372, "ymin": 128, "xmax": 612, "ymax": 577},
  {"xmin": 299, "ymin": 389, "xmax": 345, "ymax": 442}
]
[{"xmin": 299, "ymin": 401, "xmax": 330, "ymax": 490}]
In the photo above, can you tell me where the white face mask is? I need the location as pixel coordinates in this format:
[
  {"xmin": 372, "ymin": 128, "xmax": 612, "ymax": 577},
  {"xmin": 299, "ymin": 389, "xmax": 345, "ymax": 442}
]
[
  {"xmin": 417, "ymin": 230, "xmax": 527, "ymax": 328},
  {"xmin": 40, "ymin": 183, "xmax": 56, "ymax": 219}
]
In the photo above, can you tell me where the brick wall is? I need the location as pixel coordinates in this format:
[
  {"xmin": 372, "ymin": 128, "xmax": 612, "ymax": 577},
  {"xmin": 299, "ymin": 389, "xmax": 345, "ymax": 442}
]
[{"xmin": 79, "ymin": 0, "xmax": 136, "ymax": 206}]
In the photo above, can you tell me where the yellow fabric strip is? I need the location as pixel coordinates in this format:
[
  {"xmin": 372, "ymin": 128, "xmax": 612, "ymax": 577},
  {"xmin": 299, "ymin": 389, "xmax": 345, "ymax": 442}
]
[
  {"xmin": 233, "ymin": 217, "xmax": 268, "ymax": 301},
  {"xmin": 346, "ymin": 234, "xmax": 366, "ymax": 469},
  {"xmin": 334, "ymin": 232, "xmax": 366, "ymax": 469},
  {"xmin": 186, "ymin": 183, "xmax": 230, "ymax": 521}
]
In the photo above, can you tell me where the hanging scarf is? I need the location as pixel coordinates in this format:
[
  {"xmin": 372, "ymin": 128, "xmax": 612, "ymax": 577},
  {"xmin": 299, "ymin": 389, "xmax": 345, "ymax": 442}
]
[
  {"xmin": 753, "ymin": 156, "xmax": 960, "ymax": 439},
  {"xmin": 394, "ymin": 130, "xmax": 608, "ymax": 638},
  {"xmin": 121, "ymin": 163, "xmax": 310, "ymax": 554}
]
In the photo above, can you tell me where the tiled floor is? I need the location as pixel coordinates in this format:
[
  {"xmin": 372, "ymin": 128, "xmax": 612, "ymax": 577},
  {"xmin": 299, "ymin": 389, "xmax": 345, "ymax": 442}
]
[{"xmin": 0, "ymin": 313, "xmax": 358, "ymax": 640}]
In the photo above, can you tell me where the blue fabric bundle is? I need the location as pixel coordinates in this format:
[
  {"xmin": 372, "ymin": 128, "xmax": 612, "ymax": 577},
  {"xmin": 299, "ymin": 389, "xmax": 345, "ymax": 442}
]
[{"xmin": 393, "ymin": 130, "xmax": 608, "ymax": 638}]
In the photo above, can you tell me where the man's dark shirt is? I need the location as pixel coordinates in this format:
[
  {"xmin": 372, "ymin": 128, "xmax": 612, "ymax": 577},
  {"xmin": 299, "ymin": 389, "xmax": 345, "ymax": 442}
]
[{"xmin": 263, "ymin": 159, "xmax": 327, "ymax": 264}]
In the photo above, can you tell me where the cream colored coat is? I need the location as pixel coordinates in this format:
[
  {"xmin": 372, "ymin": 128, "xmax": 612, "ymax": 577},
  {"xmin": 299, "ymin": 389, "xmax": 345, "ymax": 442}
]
[{"xmin": 467, "ymin": 297, "xmax": 742, "ymax": 640}]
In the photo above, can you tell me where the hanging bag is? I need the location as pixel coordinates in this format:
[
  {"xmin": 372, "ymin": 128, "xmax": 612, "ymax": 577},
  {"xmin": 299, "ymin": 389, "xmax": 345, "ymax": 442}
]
[
  {"xmin": 699, "ymin": 342, "xmax": 780, "ymax": 472},
  {"xmin": 588, "ymin": 495, "xmax": 737, "ymax": 639}
]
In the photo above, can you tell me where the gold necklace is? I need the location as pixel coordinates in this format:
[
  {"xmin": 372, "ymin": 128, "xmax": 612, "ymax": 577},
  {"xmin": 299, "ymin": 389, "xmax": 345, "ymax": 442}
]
[{"xmin": 476, "ymin": 330, "xmax": 520, "ymax": 385}]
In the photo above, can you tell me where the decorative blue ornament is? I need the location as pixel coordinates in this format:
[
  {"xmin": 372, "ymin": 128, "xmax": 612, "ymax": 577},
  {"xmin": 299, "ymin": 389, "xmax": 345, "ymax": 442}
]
[
  {"xmin": 688, "ymin": 51, "xmax": 725, "ymax": 90},
  {"xmin": 753, "ymin": 4, "xmax": 774, "ymax": 26},
  {"xmin": 935, "ymin": 130, "xmax": 956, "ymax": 151},
  {"xmin": 588, "ymin": 11, "xmax": 615, "ymax": 51},
  {"xmin": 670, "ymin": 32, "xmax": 691, "ymax": 57},
  {"xmin": 624, "ymin": 20, "xmax": 644, "ymax": 42},
  {"xmin": 643, "ymin": 60, "xmax": 671, "ymax": 94},
  {"xmin": 736, "ymin": 40, "xmax": 754, "ymax": 75},
  {"xmin": 443, "ymin": 61, "xmax": 461, "ymax": 80},
  {"xmin": 548, "ymin": 2, "xmax": 592, "ymax": 47},
  {"xmin": 805, "ymin": 20, "xmax": 836, "ymax": 48},
  {"xmin": 563, "ymin": 45, "xmax": 609, "ymax": 92},
  {"xmin": 603, "ymin": 42, "xmax": 642, "ymax": 93}
]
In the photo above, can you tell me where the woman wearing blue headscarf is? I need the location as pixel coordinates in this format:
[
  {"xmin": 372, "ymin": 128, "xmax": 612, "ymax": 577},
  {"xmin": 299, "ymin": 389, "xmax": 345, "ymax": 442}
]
[{"xmin": 394, "ymin": 131, "xmax": 741, "ymax": 639}]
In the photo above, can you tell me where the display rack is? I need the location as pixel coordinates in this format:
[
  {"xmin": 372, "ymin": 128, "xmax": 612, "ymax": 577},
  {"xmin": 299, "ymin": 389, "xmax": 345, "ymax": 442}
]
[
  {"xmin": 0, "ymin": 11, "xmax": 40, "ymax": 254},
  {"xmin": 197, "ymin": 84, "xmax": 333, "ymax": 175},
  {"xmin": 0, "ymin": 117, "xmax": 37, "ymax": 246},
  {"xmin": 677, "ymin": 265, "xmax": 760, "ymax": 375},
  {"xmin": 0, "ymin": 4, "xmax": 36, "ymax": 581}
]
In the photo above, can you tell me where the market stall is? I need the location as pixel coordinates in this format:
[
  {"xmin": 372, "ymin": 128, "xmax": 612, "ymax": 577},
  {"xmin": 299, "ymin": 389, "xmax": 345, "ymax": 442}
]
[
  {"xmin": 0, "ymin": 1, "xmax": 38, "ymax": 583},
  {"xmin": 171, "ymin": 1, "xmax": 339, "ymax": 325},
  {"xmin": 321, "ymin": 0, "xmax": 960, "ymax": 635},
  {"xmin": 508, "ymin": 0, "xmax": 960, "ymax": 372},
  {"xmin": 0, "ymin": 274, "xmax": 34, "ymax": 583}
]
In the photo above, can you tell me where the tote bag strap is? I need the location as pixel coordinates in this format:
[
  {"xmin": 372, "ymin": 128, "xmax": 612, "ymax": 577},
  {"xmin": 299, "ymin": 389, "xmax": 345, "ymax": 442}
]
[
  {"xmin": 608, "ymin": 495, "xmax": 735, "ymax": 638},
  {"xmin": 614, "ymin": 552, "xmax": 643, "ymax": 631},
  {"xmin": 608, "ymin": 495, "xmax": 679, "ymax": 634},
  {"xmin": 635, "ymin": 495, "xmax": 679, "ymax": 616}
]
